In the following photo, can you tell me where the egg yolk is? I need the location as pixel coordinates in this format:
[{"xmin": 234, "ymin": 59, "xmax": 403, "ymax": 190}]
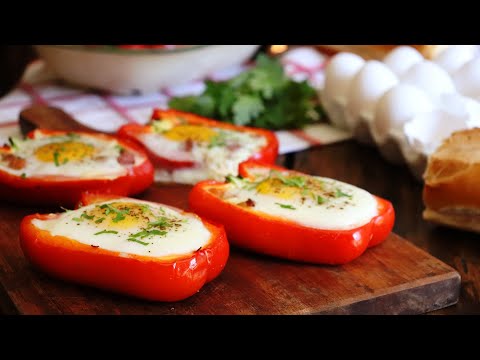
[
  {"xmin": 85, "ymin": 202, "xmax": 153, "ymax": 230},
  {"xmin": 163, "ymin": 125, "xmax": 217, "ymax": 143},
  {"xmin": 256, "ymin": 178, "xmax": 301, "ymax": 199},
  {"xmin": 35, "ymin": 141, "xmax": 95, "ymax": 163}
]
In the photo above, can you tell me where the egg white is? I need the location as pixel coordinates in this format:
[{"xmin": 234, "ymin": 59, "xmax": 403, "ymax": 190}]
[
  {"xmin": 0, "ymin": 132, "xmax": 143, "ymax": 179},
  {"xmin": 32, "ymin": 198, "xmax": 212, "ymax": 258},
  {"xmin": 222, "ymin": 169, "xmax": 379, "ymax": 231}
]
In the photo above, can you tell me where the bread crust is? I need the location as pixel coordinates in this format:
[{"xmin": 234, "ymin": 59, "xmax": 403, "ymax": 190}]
[{"xmin": 423, "ymin": 128, "xmax": 480, "ymax": 232}]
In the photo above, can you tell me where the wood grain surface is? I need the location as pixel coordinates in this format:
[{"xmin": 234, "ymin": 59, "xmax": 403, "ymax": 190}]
[{"xmin": 0, "ymin": 182, "xmax": 460, "ymax": 315}]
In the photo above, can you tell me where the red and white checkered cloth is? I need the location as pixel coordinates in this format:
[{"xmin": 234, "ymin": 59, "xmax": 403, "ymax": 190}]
[{"xmin": 0, "ymin": 46, "xmax": 351, "ymax": 153}]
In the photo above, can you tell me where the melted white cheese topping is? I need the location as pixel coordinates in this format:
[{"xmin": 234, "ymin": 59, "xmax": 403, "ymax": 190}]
[
  {"xmin": 141, "ymin": 127, "xmax": 267, "ymax": 184},
  {"xmin": 33, "ymin": 198, "xmax": 212, "ymax": 258}
]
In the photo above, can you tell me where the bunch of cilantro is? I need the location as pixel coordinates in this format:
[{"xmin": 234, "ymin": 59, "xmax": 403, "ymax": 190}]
[{"xmin": 168, "ymin": 53, "xmax": 323, "ymax": 130}]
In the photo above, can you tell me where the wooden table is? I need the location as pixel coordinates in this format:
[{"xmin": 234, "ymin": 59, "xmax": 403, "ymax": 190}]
[{"xmin": 286, "ymin": 140, "xmax": 480, "ymax": 314}]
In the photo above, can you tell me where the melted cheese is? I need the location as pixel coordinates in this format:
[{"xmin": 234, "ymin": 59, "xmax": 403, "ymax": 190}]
[
  {"xmin": 33, "ymin": 198, "xmax": 211, "ymax": 258},
  {"xmin": 140, "ymin": 123, "xmax": 267, "ymax": 184}
]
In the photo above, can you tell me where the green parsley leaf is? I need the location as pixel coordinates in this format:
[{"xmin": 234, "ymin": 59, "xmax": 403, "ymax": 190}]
[
  {"xmin": 226, "ymin": 175, "xmax": 246, "ymax": 188},
  {"xmin": 20, "ymin": 173, "xmax": 27, "ymax": 179},
  {"xmin": 208, "ymin": 131, "xmax": 228, "ymax": 148},
  {"xmin": 72, "ymin": 217, "xmax": 83, "ymax": 222},
  {"xmin": 167, "ymin": 53, "xmax": 323, "ymax": 130},
  {"xmin": 66, "ymin": 132, "xmax": 80, "ymax": 139},
  {"xmin": 127, "ymin": 238, "xmax": 149, "ymax": 246},
  {"xmin": 274, "ymin": 172, "xmax": 306, "ymax": 188},
  {"xmin": 81, "ymin": 212, "xmax": 94, "ymax": 220},
  {"xmin": 148, "ymin": 217, "xmax": 171, "ymax": 228},
  {"xmin": 317, "ymin": 195, "xmax": 326, "ymax": 204},
  {"xmin": 99, "ymin": 204, "xmax": 129, "ymax": 222},
  {"xmin": 94, "ymin": 230, "xmax": 118, "ymax": 235},
  {"xmin": 8, "ymin": 137, "xmax": 18, "ymax": 150},
  {"xmin": 335, "ymin": 189, "xmax": 352, "ymax": 199},
  {"xmin": 53, "ymin": 151, "xmax": 60, "ymax": 167},
  {"xmin": 275, "ymin": 203, "xmax": 296, "ymax": 210},
  {"xmin": 232, "ymin": 95, "xmax": 265, "ymax": 126},
  {"xmin": 95, "ymin": 217, "xmax": 105, "ymax": 224}
]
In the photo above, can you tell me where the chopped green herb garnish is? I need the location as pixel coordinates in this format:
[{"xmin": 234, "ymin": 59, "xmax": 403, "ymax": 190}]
[
  {"xmin": 127, "ymin": 238, "xmax": 149, "ymax": 246},
  {"xmin": 317, "ymin": 195, "xmax": 326, "ymax": 204},
  {"xmin": 275, "ymin": 203, "xmax": 296, "ymax": 210},
  {"xmin": 63, "ymin": 158, "xmax": 69, "ymax": 165},
  {"xmin": 81, "ymin": 212, "xmax": 94, "ymax": 220},
  {"xmin": 335, "ymin": 189, "xmax": 352, "ymax": 198},
  {"xmin": 53, "ymin": 151, "xmax": 60, "ymax": 166},
  {"xmin": 208, "ymin": 132, "xmax": 227, "ymax": 148},
  {"xmin": 94, "ymin": 230, "xmax": 119, "ymax": 235},
  {"xmin": 8, "ymin": 137, "xmax": 18, "ymax": 150},
  {"xmin": 131, "ymin": 229, "xmax": 167, "ymax": 239},
  {"xmin": 139, "ymin": 204, "xmax": 151, "ymax": 213},
  {"xmin": 95, "ymin": 217, "xmax": 105, "ymax": 224},
  {"xmin": 72, "ymin": 217, "xmax": 83, "ymax": 222},
  {"xmin": 66, "ymin": 132, "xmax": 80, "ymax": 139},
  {"xmin": 148, "ymin": 217, "xmax": 171, "ymax": 228},
  {"xmin": 115, "ymin": 144, "xmax": 124, "ymax": 152},
  {"xmin": 20, "ymin": 173, "xmax": 26, "ymax": 179},
  {"xmin": 99, "ymin": 204, "xmax": 129, "ymax": 222},
  {"xmin": 226, "ymin": 175, "xmax": 246, "ymax": 188}
]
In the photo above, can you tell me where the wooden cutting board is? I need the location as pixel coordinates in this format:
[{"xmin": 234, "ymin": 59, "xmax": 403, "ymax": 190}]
[{"xmin": 0, "ymin": 184, "xmax": 460, "ymax": 315}]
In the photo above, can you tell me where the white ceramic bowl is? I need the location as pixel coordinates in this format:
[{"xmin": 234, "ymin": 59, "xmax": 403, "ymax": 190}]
[{"xmin": 34, "ymin": 45, "xmax": 260, "ymax": 95}]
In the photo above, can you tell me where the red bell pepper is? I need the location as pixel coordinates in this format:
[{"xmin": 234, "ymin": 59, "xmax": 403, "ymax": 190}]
[
  {"xmin": 19, "ymin": 192, "xmax": 229, "ymax": 302},
  {"xmin": 0, "ymin": 129, "xmax": 154, "ymax": 207},
  {"xmin": 189, "ymin": 161, "xmax": 395, "ymax": 265},
  {"xmin": 117, "ymin": 108, "xmax": 279, "ymax": 171}
]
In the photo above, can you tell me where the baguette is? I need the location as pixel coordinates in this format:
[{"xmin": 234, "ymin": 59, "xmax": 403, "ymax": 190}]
[
  {"xmin": 316, "ymin": 45, "xmax": 449, "ymax": 60},
  {"xmin": 423, "ymin": 128, "xmax": 480, "ymax": 232}
]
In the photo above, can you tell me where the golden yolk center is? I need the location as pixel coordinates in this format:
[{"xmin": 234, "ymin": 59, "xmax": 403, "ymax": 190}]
[
  {"xmin": 256, "ymin": 178, "xmax": 300, "ymax": 199},
  {"xmin": 163, "ymin": 125, "xmax": 217, "ymax": 143},
  {"xmin": 85, "ymin": 202, "xmax": 153, "ymax": 230},
  {"xmin": 35, "ymin": 141, "xmax": 95, "ymax": 163}
]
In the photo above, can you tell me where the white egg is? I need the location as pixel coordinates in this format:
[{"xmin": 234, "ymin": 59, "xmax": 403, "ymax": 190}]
[
  {"xmin": 434, "ymin": 45, "xmax": 478, "ymax": 74},
  {"xmin": 372, "ymin": 84, "xmax": 434, "ymax": 145},
  {"xmin": 403, "ymin": 110, "xmax": 469, "ymax": 156},
  {"xmin": 453, "ymin": 57, "xmax": 480, "ymax": 99},
  {"xmin": 383, "ymin": 46, "xmax": 424, "ymax": 77},
  {"xmin": 321, "ymin": 52, "xmax": 365, "ymax": 129},
  {"xmin": 401, "ymin": 61, "xmax": 456, "ymax": 98},
  {"xmin": 344, "ymin": 60, "xmax": 398, "ymax": 137},
  {"xmin": 432, "ymin": 93, "xmax": 480, "ymax": 124}
]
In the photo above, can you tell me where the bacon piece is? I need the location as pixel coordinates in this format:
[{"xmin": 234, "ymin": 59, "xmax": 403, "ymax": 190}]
[
  {"xmin": 117, "ymin": 150, "xmax": 135, "ymax": 166},
  {"xmin": 1, "ymin": 153, "xmax": 26, "ymax": 170},
  {"xmin": 184, "ymin": 138, "xmax": 193, "ymax": 151}
]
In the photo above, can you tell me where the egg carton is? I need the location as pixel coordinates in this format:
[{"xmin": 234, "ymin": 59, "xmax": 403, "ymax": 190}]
[{"xmin": 319, "ymin": 45, "xmax": 480, "ymax": 181}]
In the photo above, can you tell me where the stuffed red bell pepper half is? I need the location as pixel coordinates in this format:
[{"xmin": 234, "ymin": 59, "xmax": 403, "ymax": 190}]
[
  {"xmin": 0, "ymin": 129, "xmax": 154, "ymax": 207},
  {"xmin": 189, "ymin": 161, "xmax": 395, "ymax": 265},
  {"xmin": 117, "ymin": 109, "xmax": 279, "ymax": 184},
  {"xmin": 20, "ymin": 193, "xmax": 229, "ymax": 302}
]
